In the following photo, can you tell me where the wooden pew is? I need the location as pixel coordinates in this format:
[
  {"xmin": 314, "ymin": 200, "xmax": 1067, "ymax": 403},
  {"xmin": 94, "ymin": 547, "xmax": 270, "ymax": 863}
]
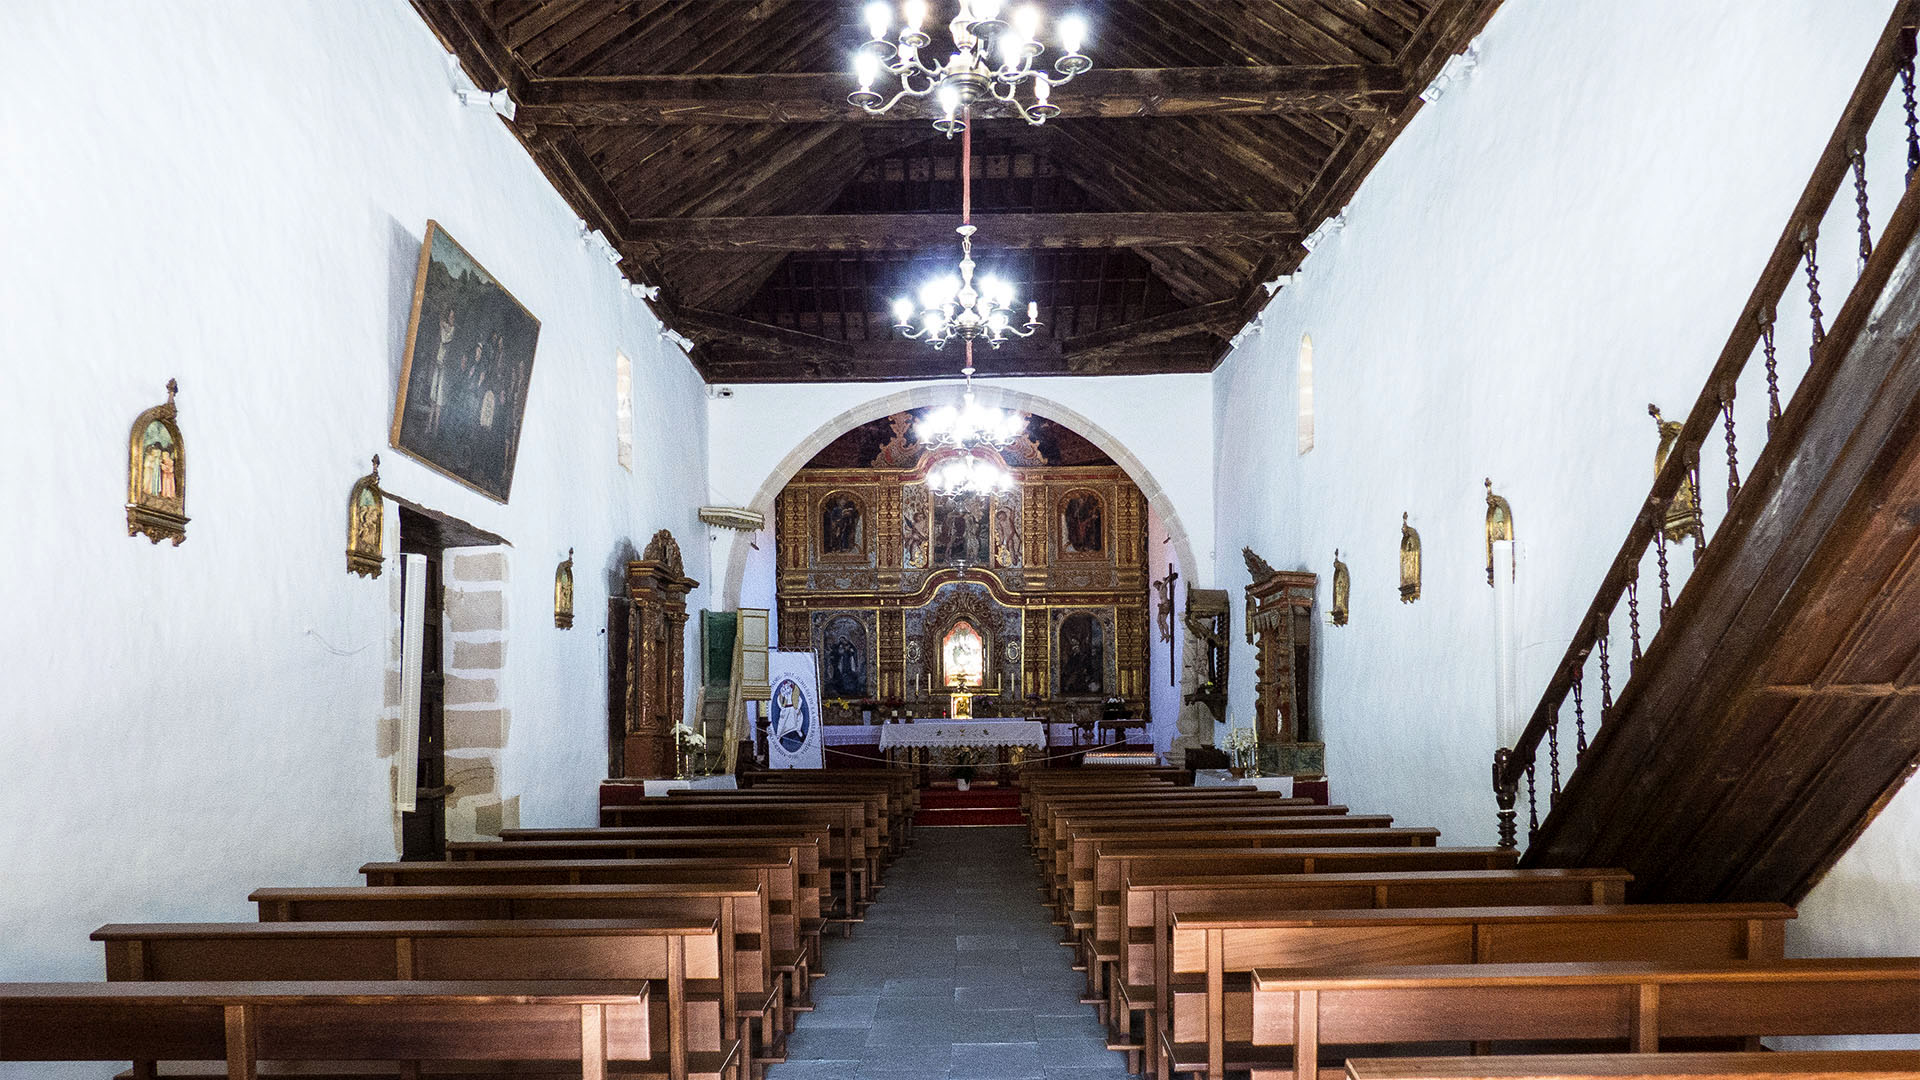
[
  {"xmin": 1111, "ymin": 867, "xmax": 1632, "ymax": 1078},
  {"xmin": 597, "ymin": 804, "xmax": 869, "ymax": 919},
  {"xmin": 1091, "ymin": 848, "xmax": 1528, "ymax": 995},
  {"xmin": 356, "ymin": 860, "xmax": 787, "ymax": 1070},
  {"xmin": 1342, "ymin": 1050, "xmax": 1920, "ymax": 1079},
  {"xmin": 1057, "ymin": 820, "xmax": 1412, "ymax": 919},
  {"xmin": 1032, "ymin": 791, "xmax": 1334, "ymax": 853},
  {"xmin": 500, "ymin": 824, "xmax": 834, "ymax": 955},
  {"xmin": 0, "ymin": 980, "xmax": 649, "ymax": 1079},
  {"xmin": 252, "ymin": 882, "xmax": 758, "ymax": 1079},
  {"xmin": 1168, "ymin": 903, "xmax": 1796, "ymax": 1080},
  {"xmin": 662, "ymin": 793, "xmax": 891, "ymax": 877},
  {"xmin": 744, "ymin": 770, "xmax": 918, "ymax": 853},
  {"xmin": 446, "ymin": 837, "xmax": 824, "ymax": 991},
  {"xmin": 1041, "ymin": 806, "xmax": 1366, "ymax": 904},
  {"xmin": 91, "ymin": 919, "xmax": 730, "ymax": 1080},
  {"xmin": 1246, "ymin": 958, "xmax": 1920, "ymax": 1080}
]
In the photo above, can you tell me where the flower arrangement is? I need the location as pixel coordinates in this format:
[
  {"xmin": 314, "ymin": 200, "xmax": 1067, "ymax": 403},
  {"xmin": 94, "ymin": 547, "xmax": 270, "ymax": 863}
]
[
  {"xmin": 671, "ymin": 721, "xmax": 708, "ymax": 779},
  {"xmin": 948, "ymin": 745, "xmax": 985, "ymax": 787}
]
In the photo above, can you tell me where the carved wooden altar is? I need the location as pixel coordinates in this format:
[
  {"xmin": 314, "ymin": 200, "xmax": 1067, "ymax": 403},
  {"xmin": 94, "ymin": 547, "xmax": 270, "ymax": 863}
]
[
  {"xmin": 775, "ymin": 422, "xmax": 1152, "ymax": 729},
  {"xmin": 619, "ymin": 529, "xmax": 698, "ymax": 778},
  {"xmin": 1243, "ymin": 549, "xmax": 1324, "ymax": 778}
]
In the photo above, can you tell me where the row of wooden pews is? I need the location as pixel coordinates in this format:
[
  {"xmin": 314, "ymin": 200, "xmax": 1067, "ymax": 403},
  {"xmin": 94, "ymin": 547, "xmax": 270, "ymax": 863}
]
[
  {"xmin": 0, "ymin": 766, "xmax": 913, "ymax": 1080},
  {"xmin": 1019, "ymin": 768, "xmax": 1920, "ymax": 1080}
]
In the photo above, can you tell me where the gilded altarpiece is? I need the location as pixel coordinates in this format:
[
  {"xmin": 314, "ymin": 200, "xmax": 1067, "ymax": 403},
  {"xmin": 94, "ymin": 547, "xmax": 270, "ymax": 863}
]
[
  {"xmin": 776, "ymin": 410, "xmax": 1151, "ymax": 728},
  {"xmin": 619, "ymin": 530, "xmax": 697, "ymax": 778}
]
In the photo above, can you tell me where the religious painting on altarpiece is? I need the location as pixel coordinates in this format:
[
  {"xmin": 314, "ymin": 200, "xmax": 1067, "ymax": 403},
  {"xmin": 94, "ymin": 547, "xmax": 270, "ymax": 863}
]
[
  {"xmin": 813, "ymin": 611, "xmax": 875, "ymax": 700},
  {"xmin": 1052, "ymin": 609, "xmax": 1114, "ymax": 697},
  {"xmin": 1057, "ymin": 489, "xmax": 1105, "ymax": 559},
  {"xmin": 818, "ymin": 490, "xmax": 868, "ymax": 560},
  {"xmin": 391, "ymin": 221, "xmax": 541, "ymax": 503},
  {"xmin": 933, "ymin": 497, "xmax": 991, "ymax": 565}
]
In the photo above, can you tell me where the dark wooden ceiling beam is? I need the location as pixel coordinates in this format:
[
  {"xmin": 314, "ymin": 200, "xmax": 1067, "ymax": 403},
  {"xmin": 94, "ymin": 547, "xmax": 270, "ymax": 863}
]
[
  {"xmin": 514, "ymin": 65, "xmax": 1408, "ymax": 125},
  {"xmin": 625, "ymin": 210, "xmax": 1301, "ymax": 253}
]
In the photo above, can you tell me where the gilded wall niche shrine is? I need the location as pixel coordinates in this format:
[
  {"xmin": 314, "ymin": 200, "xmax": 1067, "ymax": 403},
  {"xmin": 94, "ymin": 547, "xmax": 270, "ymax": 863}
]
[{"xmin": 776, "ymin": 409, "xmax": 1151, "ymax": 736}]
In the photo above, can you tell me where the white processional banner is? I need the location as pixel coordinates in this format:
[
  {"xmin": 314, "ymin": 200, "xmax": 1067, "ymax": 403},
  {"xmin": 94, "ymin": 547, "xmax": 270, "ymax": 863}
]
[{"xmin": 767, "ymin": 650, "xmax": 823, "ymax": 769}]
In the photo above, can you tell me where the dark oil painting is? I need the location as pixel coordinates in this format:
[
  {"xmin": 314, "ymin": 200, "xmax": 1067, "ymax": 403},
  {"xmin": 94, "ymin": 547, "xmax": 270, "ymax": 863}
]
[
  {"xmin": 391, "ymin": 221, "xmax": 541, "ymax": 502},
  {"xmin": 821, "ymin": 616, "xmax": 871, "ymax": 699},
  {"xmin": 1058, "ymin": 613, "xmax": 1106, "ymax": 695}
]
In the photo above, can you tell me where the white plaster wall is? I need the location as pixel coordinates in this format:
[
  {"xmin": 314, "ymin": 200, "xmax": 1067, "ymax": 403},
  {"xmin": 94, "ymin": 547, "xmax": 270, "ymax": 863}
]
[
  {"xmin": 0, "ymin": 0, "xmax": 709, "ymax": 1034},
  {"xmin": 1211, "ymin": 0, "xmax": 1917, "ymax": 1000},
  {"xmin": 706, "ymin": 374, "xmax": 1217, "ymax": 612}
]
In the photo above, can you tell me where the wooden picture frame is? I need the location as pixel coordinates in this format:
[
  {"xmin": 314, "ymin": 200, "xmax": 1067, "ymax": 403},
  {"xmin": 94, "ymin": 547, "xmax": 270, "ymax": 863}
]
[
  {"xmin": 1057, "ymin": 488, "xmax": 1106, "ymax": 560},
  {"xmin": 391, "ymin": 221, "xmax": 541, "ymax": 503},
  {"xmin": 126, "ymin": 379, "xmax": 188, "ymax": 545}
]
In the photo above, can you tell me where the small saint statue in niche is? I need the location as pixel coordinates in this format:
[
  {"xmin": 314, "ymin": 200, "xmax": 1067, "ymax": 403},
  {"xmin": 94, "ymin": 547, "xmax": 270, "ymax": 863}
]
[
  {"xmin": 1485, "ymin": 478, "xmax": 1514, "ymax": 586},
  {"xmin": 126, "ymin": 379, "xmax": 189, "ymax": 545},
  {"xmin": 1399, "ymin": 513, "xmax": 1421, "ymax": 603},
  {"xmin": 1330, "ymin": 550, "xmax": 1350, "ymax": 626},
  {"xmin": 554, "ymin": 548, "xmax": 575, "ymax": 629},
  {"xmin": 345, "ymin": 456, "xmax": 384, "ymax": 578},
  {"xmin": 1649, "ymin": 404, "xmax": 1706, "ymax": 548}
]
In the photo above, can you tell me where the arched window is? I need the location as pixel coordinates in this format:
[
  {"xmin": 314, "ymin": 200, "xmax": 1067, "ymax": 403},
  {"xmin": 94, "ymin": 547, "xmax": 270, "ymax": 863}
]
[
  {"xmin": 1297, "ymin": 334, "xmax": 1315, "ymax": 455},
  {"xmin": 615, "ymin": 352, "xmax": 634, "ymax": 471},
  {"xmin": 941, "ymin": 620, "xmax": 985, "ymax": 688}
]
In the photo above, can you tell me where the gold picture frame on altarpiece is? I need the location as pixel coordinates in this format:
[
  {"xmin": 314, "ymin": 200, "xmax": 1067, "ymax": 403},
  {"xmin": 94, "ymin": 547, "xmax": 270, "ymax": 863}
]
[
  {"xmin": 127, "ymin": 379, "xmax": 188, "ymax": 545},
  {"xmin": 346, "ymin": 456, "xmax": 384, "ymax": 578},
  {"xmin": 390, "ymin": 220, "xmax": 542, "ymax": 503},
  {"xmin": 555, "ymin": 548, "xmax": 575, "ymax": 629}
]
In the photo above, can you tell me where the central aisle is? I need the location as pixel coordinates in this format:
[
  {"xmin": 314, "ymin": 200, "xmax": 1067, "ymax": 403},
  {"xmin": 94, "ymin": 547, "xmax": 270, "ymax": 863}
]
[{"xmin": 771, "ymin": 826, "xmax": 1128, "ymax": 1080}]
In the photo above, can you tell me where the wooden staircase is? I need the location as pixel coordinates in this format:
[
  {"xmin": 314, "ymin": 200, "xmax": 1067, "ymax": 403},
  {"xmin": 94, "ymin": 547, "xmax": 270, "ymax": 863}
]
[{"xmin": 1509, "ymin": 4, "xmax": 1920, "ymax": 903}]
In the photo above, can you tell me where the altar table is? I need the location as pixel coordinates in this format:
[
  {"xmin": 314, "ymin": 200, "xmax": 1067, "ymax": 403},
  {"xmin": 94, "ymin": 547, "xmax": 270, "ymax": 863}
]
[
  {"xmin": 879, "ymin": 720, "xmax": 1047, "ymax": 786},
  {"xmin": 877, "ymin": 719, "xmax": 1047, "ymax": 751}
]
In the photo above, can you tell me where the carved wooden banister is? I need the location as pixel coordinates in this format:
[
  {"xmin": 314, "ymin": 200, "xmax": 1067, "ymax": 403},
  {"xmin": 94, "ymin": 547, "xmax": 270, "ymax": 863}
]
[{"xmin": 1495, "ymin": 2, "xmax": 1920, "ymax": 846}]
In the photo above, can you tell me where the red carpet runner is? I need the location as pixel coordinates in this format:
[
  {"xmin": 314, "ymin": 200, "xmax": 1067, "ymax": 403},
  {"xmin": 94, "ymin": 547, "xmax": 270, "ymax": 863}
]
[{"xmin": 915, "ymin": 786, "xmax": 1024, "ymax": 827}]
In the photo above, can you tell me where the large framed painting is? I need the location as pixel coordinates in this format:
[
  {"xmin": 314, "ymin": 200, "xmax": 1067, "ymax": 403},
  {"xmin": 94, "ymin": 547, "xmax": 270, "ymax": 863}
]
[{"xmin": 391, "ymin": 221, "xmax": 541, "ymax": 502}]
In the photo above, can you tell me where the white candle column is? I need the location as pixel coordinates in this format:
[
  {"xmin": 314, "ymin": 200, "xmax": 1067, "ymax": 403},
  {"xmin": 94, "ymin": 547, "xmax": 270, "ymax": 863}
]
[
  {"xmin": 1491, "ymin": 540, "xmax": 1521, "ymax": 749},
  {"xmin": 397, "ymin": 552, "xmax": 427, "ymax": 814}
]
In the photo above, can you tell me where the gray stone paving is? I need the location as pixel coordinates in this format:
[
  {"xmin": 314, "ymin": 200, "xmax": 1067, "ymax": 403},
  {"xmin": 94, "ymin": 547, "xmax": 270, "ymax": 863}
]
[{"xmin": 770, "ymin": 825, "xmax": 1129, "ymax": 1080}]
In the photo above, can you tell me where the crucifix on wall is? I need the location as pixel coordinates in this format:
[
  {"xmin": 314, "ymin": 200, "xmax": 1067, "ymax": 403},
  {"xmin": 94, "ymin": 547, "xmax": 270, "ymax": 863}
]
[{"xmin": 1153, "ymin": 562, "xmax": 1179, "ymax": 686}]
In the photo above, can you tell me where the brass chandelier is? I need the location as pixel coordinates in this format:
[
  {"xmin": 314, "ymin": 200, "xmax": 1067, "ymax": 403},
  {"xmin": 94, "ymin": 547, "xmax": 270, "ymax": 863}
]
[{"xmin": 850, "ymin": 1, "xmax": 1091, "ymax": 135}]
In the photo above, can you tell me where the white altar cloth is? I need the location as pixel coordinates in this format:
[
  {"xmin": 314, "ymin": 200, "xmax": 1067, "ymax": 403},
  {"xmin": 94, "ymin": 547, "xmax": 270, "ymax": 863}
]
[{"xmin": 878, "ymin": 719, "xmax": 1047, "ymax": 751}]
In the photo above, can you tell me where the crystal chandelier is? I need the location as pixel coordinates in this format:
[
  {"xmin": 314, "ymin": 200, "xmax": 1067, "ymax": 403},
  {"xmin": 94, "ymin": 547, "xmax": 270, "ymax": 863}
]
[
  {"xmin": 892, "ymin": 225, "xmax": 1042, "ymax": 349},
  {"xmin": 926, "ymin": 448, "xmax": 1016, "ymax": 500},
  {"xmin": 850, "ymin": 1, "xmax": 1091, "ymax": 135},
  {"xmin": 916, "ymin": 387, "xmax": 1026, "ymax": 449}
]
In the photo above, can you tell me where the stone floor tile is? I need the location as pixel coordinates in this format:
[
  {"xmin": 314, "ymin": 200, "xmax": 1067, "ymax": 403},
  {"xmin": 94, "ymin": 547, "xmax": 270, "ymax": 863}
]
[{"xmin": 950, "ymin": 1041, "xmax": 1045, "ymax": 1080}]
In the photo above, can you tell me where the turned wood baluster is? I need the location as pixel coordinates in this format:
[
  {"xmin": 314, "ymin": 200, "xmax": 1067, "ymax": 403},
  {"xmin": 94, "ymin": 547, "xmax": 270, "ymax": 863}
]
[
  {"xmin": 1526, "ymin": 762, "xmax": 1539, "ymax": 840},
  {"xmin": 1904, "ymin": 28, "xmax": 1919, "ymax": 184},
  {"xmin": 1548, "ymin": 712, "xmax": 1561, "ymax": 801},
  {"xmin": 1761, "ymin": 307, "xmax": 1782, "ymax": 432},
  {"xmin": 1628, "ymin": 579, "xmax": 1643, "ymax": 664},
  {"xmin": 1852, "ymin": 132, "xmax": 1873, "ymax": 269},
  {"xmin": 1655, "ymin": 529, "xmax": 1672, "ymax": 616},
  {"xmin": 1722, "ymin": 391, "xmax": 1740, "ymax": 508},
  {"xmin": 1803, "ymin": 225, "xmax": 1826, "ymax": 350},
  {"xmin": 1687, "ymin": 449, "xmax": 1705, "ymax": 566},
  {"xmin": 1573, "ymin": 677, "xmax": 1588, "ymax": 761},
  {"xmin": 1598, "ymin": 633, "xmax": 1614, "ymax": 719}
]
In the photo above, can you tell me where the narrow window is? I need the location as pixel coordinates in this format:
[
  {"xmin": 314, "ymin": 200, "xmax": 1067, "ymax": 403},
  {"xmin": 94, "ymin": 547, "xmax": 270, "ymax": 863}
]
[
  {"xmin": 615, "ymin": 352, "xmax": 634, "ymax": 470},
  {"xmin": 1297, "ymin": 334, "xmax": 1315, "ymax": 455}
]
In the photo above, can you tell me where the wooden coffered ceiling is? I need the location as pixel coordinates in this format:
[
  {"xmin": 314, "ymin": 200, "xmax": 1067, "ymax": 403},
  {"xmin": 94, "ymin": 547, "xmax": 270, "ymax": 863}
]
[{"xmin": 413, "ymin": 0, "xmax": 1499, "ymax": 382}]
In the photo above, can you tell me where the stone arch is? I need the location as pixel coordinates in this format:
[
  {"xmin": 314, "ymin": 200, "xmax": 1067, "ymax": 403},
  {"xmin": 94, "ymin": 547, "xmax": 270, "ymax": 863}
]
[{"xmin": 719, "ymin": 384, "xmax": 1201, "ymax": 609}]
